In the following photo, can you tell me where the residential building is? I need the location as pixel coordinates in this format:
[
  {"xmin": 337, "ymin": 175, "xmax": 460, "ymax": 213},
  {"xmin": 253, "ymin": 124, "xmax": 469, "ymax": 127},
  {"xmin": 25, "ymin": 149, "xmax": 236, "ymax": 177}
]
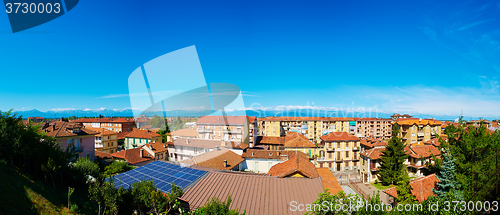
[
  {"xmin": 404, "ymin": 144, "xmax": 441, "ymax": 176},
  {"xmin": 110, "ymin": 142, "xmax": 168, "ymax": 166},
  {"xmin": 196, "ymin": 115, "xmax": 250, "ymax": 144},
  {"xmin": 247, "ymin": 116, "xmax": 258, "ymax": 147},
  {"xmin": 28, "ymin": 117, "xmax": 43, "ymax": 123},
  {"xmin": 394, "ymin": 119, "xmax": 442, "ymax": 145},
  {"xmin": 183, "ymin": 148, "xmax": 245, "ymax": 171},
  {"xmin": 319, "ymin": 132, "xmax": 360, "ymax": 171},
  {"xmin": 241, "ymin": 149, "xmax": 308, "ymax": 173},
  {"xmin": 124, "ymin": 129, "xmax": 162, "ymax": 150},
  {"xmin": 359, "ymin": 138, "xmax": 388, "ymax": 183},
  {"xmin": 267, "ymin": 154, "xmax": 319, "ymax": 178},
  {"xmin": 42, "ymin": 121, "xmax": 98, "ymax": 161},
  {"xmin": 71, "ymin": 117, "xmax": 135, "ymax": 132},
  {"xmin": 86, "ymin": 127, "xmax": 119, "ymax": 153},
  {"xmin": 283, "ymin": 132, "xmax": 319, "ymax": 160},
  {"xmin": 390, "ymin": 113, "xmax": 413, "ymax": 120},
  {"xmin": 258, "ymin": 117, "xmax": 357, "ymax": 143},
  {"xmin": 384, "ymin": 174, "xmax": 439, "ymax": 204},
  {"xmin": 467, "ymin": 119, "xmax": 492, "ymax": 128},
  {"xmin": 167, "ymin": 138, "xmax": 226, "ymax": 162},
  {"xmin": 355, "ymin": 118, "xmax": 393, "ymax": 139}
]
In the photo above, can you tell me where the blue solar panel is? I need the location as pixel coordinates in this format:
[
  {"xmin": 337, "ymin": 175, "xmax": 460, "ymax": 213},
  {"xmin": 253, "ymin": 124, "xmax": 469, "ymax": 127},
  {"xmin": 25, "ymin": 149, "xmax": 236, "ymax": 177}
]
[{"xmin": 107, "ymin": 161, "xmax": 207, "ymax": 193}]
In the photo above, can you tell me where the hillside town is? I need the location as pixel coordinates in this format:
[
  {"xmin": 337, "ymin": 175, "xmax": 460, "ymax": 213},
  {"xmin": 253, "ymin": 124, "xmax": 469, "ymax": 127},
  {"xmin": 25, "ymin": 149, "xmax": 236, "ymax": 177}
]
[{"xmin": 11, "ymin": 113, "xmax": 498, "ymax": 214}]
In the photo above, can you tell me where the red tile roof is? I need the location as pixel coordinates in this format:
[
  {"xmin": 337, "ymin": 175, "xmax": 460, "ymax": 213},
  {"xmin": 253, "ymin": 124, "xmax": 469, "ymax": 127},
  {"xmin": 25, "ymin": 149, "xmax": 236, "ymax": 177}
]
[
  {"xmin": 423, "ymin": 137, "xmax": 447, "ymax": 147},
  {"xmin": 124, "ymin": 129, "xmax": 161, "ymax": 139},
  {"xmin": 195, "ymin": 150, "xmax": 245, "ymax": 171},
  {"xmin": 95, "ymin": 150, "xmax": 113, "ymax": 159},
  {"xmin": 170, "ymin": 128, "xmax": 198, "ymax": 137},
  {"xmin": 320, "ymin": 132, "xmax": 360, "ymax": 142},
  {"xmin": 284, "ymin": 136, "xmax": 316, "ymax": 148},
  {"xmin": 259, "ymin": 136, "xmax": 285, "ymax": 145},
  {"xmin": 144, "ymin": 142, "xmax": 169, "ymax": 153},
  {"xmin": 42, "ymin": 121, "xmax": 99, "ymax": 138},
  {"xmin": 408, "ymin": 145, "xmax": 441, "ymax": 158},
  {"xmin": 221, "ymin": 141, "xmax": 249, "ymax": 150},
  {"xmin": 117, "ymin": 131, "xmax": 133, "ymax": 140},
  {"xmin": 395, "ymin": 119, "xmax": 442, "ymax": 126},
  {"xmin": 316, "ymin": 168, "xmax": 343, "ymax": 194},
  {"xmin": 242, "ymin": 149, "xmax": 308, "ymax": 160},
  {"xmin": 85, "ymin": 127, "xmax": 118, "ymax": 137},
  {"xmin": 361, "ymin": 147, "xmax": 386, "ymax": 160},
  {"xmin": 181, "ymin": 172, "xmax": 324, "ymax": 214},
  {"xmin": 384, "ymin": 174, "xmax": 439, "ymax": 202},
  {"xmin": 110, "ymin": 148, "xmax": 153, "ymax": 165},
  {"xmin": 267, "ymin": 154, "xmax": 319, "ymax": 178},
  {"xmin": 360, "ymin": 138, "xmax": 388, "ymax": 148},
  {"xmin": 196, "ymin": 116, "xmax": 247, "ymax": 125}
]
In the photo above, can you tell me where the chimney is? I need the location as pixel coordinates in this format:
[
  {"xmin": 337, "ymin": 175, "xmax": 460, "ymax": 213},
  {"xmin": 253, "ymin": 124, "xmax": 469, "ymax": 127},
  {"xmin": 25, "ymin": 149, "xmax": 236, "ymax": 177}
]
[
  {"xmin": 52, "ymin": 124, "xmax": 56, "ymax": 130},
  {"xmin": 223, "ymin": 160, "xmax": 228, "ymax": 167}
]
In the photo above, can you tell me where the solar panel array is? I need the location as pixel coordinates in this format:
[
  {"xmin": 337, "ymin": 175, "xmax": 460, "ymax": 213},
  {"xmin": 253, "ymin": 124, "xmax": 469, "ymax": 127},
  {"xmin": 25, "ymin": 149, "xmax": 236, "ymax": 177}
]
[{"xmin": 110, "ymin": 161, "xmax": 207, "ymax": 193}]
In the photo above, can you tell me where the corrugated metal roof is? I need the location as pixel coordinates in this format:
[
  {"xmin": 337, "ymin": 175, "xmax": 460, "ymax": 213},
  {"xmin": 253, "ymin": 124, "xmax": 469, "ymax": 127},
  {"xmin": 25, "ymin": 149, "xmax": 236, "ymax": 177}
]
[{"xmin": 181, "ymin": 172, "xmax": 324, "ymax": 214}]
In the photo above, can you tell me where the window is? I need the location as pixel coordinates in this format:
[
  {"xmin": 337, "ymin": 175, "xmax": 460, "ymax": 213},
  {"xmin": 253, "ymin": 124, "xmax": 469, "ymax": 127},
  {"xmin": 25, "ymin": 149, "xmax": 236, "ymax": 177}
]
[
  {"xmin": 86, "ymin": 153, "xmax": 90, "ymax": 159},
  {"xmin": 347, "ymin": 142, "xmax": 350, "ymax": 149},
  {"xmin": 345, "ymin": 151, "xmax": 349, "ymax": 157},
  {"xmin": 337, "ymin": 142, "xmax": 340, "ymax": 148}
]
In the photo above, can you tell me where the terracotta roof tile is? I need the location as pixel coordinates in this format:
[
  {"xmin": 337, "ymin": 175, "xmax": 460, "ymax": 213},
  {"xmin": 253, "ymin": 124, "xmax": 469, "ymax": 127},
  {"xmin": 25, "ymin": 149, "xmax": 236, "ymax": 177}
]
[
  {"xmin": 95, "ymin": 150, "xmax": 113, "ymax": 159},
  {"xmin": 170, "ymin": 128, "xmax": 198, "ymax": 137},
  {"xmin": 42, "ymin": 121, "xmax": 99, "ymax": 138},
  {"xmin": 110, "ymin": 148, "xmax": 153, "ymax": 164},
  {"xmin": 384, "ymin": 174, "xmax": 439, "ymax": 202},
  {"xmin": 124, "ymin": 129, "xmax": 161, "ymax": 139},
  {"xmin": 284, "ymin": 136, "xmax": 317, "ymax": 148},
  {"xmin": 423, "ymin": 137, "xmax": 447, "ymax": 147},
  {"xmin": 316, "ymin": 168, "xmax": 343, "ymax": 194},
  {"xmin": 194, "ymin": 149, "xmax": 245, "ymax": 170},
  {"xmin": 408, "ymin": 145, "xmax": 441, "ymax": 158},
  {"xmin": 361, "ymin": 148, "xmax": 386, "ymax": 160},
  {"xmin": 320, "ymin": 132, "xmax": 360, "ymax": 142},
  {"xmin": 85, "ymin": 127, "xmax": 118, "ymax": 136},
  {"xmin": 360, "ymin": 138, "xmax": 388, "ymax": 148},
  {"xmin": 394, "ymin": 119, "xmax": 442, "ymax": 126},
  {"xmin": 267, "ymin": 154, "xmax": 319, "ymax": 178},
  {"xmin": 71, "ymin": 117, "xmax": 134, "ymax": 123}
]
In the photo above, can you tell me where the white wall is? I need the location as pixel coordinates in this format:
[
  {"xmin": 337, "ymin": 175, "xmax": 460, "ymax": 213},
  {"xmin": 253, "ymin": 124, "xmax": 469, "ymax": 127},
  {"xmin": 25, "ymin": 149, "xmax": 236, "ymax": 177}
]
[{"xmin": 244, "ymin": 158, "xmax": 280, "ymax": 173}]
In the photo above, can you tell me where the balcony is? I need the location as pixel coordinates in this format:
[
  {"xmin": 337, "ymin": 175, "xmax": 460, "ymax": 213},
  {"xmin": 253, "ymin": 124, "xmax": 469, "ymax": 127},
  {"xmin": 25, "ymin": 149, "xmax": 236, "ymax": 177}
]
[
  {"xmin": 95, "ymin": 144, "xmax": 103, "ymax": 148},
  {"xmin": 198, "ymin": 129, "xmax": 213, "ymax": 133},
  {"xmin": 223, "ymin": 129, "xmax": 242, "ymax": 133},
  {"xmin": 69, "ymin": 145, "xmax": 84, "ymax": 153},
  {"xmin": 326, "ymin": 147, "xmax": 335, "ymax": 151},
  {"xmin": 352, "ymin": 146, "xmax": 359, "ymax": 151},
  {"xmin": 417, "ymin": 131, "xmax": 424, "ymax": 136},
  {"xmin": 317, "ymin": 157, "xmax": 326, "ymax": 162}
]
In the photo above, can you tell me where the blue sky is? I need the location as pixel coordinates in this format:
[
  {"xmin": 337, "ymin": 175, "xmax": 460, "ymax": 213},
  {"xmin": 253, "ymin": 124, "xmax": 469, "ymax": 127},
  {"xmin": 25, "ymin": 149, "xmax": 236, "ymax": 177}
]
[{"xmin": 1, "ymin": 0, "xmax": 500, "ymax": 118}]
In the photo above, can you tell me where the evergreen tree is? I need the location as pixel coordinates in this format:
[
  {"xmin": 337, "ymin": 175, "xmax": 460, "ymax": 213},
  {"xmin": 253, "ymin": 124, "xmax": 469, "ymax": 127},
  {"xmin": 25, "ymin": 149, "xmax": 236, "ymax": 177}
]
[
  {"xmin": 433, "ymin": 152, "xmax": 463, "ymax": 199},
  {"xmin": 396, "ymin": 167, "xmax": 415, "ymax": 204},
  {"xmin": 378, "ymin": 124, "xmax": 408, "ymax": 185}
]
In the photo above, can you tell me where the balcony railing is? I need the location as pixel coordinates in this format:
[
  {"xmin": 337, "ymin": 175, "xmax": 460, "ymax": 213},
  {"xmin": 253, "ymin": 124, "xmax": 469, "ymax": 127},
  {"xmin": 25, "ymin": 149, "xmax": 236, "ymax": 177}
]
[
  {"xmin": 69, "ymin": 145, "xmax": 84, "ymax": 152},
  {"xmin": 223, "ymin": 129, "xmax": 242, "ymax": 133},
  {"xmin": 326, "ymin": 147, "xmax": 335, "ymax": 151},
  {"xmin": 95, "ymin": 144, "xmax": 103, "ymax": 148},
  {"xmin": 317, "ymin": 157, "xmax": 326, "ymax": 161},
  {"xmin": 417, "ymin": 132, "xmax": 424, "ymax": 136},
  {"xmin": 198, "ymin": 129, "xmax": 213, "ymax": 133}
]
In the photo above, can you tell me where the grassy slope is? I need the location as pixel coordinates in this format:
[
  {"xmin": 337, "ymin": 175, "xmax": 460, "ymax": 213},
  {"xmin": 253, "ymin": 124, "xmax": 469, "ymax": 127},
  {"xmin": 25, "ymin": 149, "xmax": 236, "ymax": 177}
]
[{"xmin": 0, "ymin": 164, "xmax": 76, "ymax": 215}]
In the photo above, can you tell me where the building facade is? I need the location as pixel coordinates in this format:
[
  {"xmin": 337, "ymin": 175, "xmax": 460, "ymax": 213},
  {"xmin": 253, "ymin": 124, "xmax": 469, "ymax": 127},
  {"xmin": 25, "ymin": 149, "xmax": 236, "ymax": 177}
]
[
  {"xmin": 355, "ymin": 118, "xmax": 393, "ymax": 139},
  {"xmin": 318, "ymin": 132, "xmax": 361, "ymax": 171},
  {"xmin": 87, "ymin": 128, "xmax": 119, "ymax": 153},
  {"xmin": 124, "ymin": 129, "xmax": 162, "ymax": 150},
  {"xmin": 196, "ymin": 116, "xmax": 250, "ymax": 144},
  {"xmin": 72, "ymin": 118, "xmax": 135, "ymax": 132},
  {"xmin": 394, "ymin": 119, "xmax": 442, "ymax": 145},
  {"xmin": 43, "ymin": 121, "xmax": 98, "ymax": 161}
]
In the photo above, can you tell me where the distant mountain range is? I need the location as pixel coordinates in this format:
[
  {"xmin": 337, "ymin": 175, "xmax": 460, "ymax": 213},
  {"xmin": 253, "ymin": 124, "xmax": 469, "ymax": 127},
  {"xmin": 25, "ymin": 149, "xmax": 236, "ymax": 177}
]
[{"xmin": 10, "ymin": 108, "xmax": 476, "ymax": 121}]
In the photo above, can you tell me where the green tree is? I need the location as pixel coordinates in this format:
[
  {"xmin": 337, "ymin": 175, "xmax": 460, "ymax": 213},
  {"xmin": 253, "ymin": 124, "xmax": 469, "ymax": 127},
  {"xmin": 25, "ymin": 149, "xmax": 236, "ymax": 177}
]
[
  {"xmin": 71, "ymin": 158, "xmax": 102, "ymax": 183},
  {"xmin": 103, "ymin": 160, "xmax": 135, "ymax": 178},
  {"xmin": 306, "ymin": 191, "xmax": 361, "ymax": 215},
  {"xmin": 378, "ymin": 124, "xmax": 408, "ymax": 185},
  {"xmin": 395, "ymin": 167, "xmax": 415, "ymax": 204},
  {"xmin": 89, "ymin": 180, "xmax": 125, "ymax": 215},
  {"xmin": 131, "ymin": 180, "xmax": 169, "ymax": 214},
  {"xmin": 433, "ymin": 152, "xmax": 463, "ymax": 199},
  {"xmin": 191, "ymin": 195, "xmax": 245, "ymax": 215}
]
